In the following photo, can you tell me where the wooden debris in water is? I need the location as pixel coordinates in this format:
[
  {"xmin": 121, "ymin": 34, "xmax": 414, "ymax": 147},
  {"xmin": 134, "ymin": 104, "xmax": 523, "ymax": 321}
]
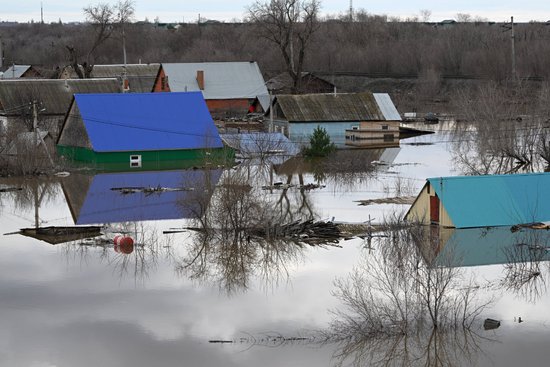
[
  {"xmin": 298, "ymin": 183, "xmax": 325, "ymax": 191},
  {"xmin": 0, "ymin": 187, "xmax": 22, "ymax": 193},
  {"xmin": 249, "ymin": 219, "xmax": 345, "ymax": 246},
  {"xmin": 111, "ymin": 186, "xmax": 194, "ymax": 195},
  {"xmin": 355, "ymin": 196, "xmax": 416, "ymax": 206},
  {"xmin": 261, "ymin": 182, "xmax": 295, "ymax": 190},
  {"xmin": 10, "ymin": 226, "xmax": 103, "ymax": 244},
  {"xmin": 510, "ymin": 222, "xmax": 550, "ymax": 232}
]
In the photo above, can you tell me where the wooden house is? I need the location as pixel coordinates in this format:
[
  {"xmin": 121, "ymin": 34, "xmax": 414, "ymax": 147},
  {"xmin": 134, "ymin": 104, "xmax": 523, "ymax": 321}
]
[
  {"xmin": 56, "ymin": 92, "xmax": 231, "ymax": 171},
  {"xmin": 266, "ymin": 72, "xmax": 335, "ymax": 94},
  {"xmin": 0, "ymin": 78, "xmax": 121, "ymax": 138},
  {"xmin": 270, "ymin": 92, "xmax": 401, "ymax": 148},
  {"xmin": 162, "ymin": 62, "xmax": 269, "ymax": 118},
  {"xmin": 0, "ymin": 65, "xmax": 59, "ymax": 79},
  {"xmin": 405, "ymin": 172, "xmax": 550, "ymax": 228},
  {"xmin": 59, "ymin": 64, "xmax": 167, "ymax": 93}
]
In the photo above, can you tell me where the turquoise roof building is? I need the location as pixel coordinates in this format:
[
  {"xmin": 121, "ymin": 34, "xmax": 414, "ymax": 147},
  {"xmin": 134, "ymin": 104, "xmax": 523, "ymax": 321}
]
[{"xmin": 406, "ymin": 172, "xmax": 550, "ymax": 228}]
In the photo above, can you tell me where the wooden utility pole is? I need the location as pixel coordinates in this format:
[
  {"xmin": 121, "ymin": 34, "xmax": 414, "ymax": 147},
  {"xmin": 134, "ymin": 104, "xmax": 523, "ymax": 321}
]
[
  {"xmin": 511, "ymin": 16, "xmax": 516, "ymax": 80},
  {"xmin": 32, "ymin": 101, "xmax": 55, "ymax": 167}
]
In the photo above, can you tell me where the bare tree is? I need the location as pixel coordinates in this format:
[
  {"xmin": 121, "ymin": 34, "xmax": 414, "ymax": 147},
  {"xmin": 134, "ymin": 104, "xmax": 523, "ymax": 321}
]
[
  {"xmin": 326, "ymin": 215, "xmax": 493, "ymax": 366},
  {"xmin": 247, "ymin": 0, "xmax": 321, "ymax": 93},
  {"xmin": 67, "ymin": 1, "xmax": 134, "ymax": 78}
]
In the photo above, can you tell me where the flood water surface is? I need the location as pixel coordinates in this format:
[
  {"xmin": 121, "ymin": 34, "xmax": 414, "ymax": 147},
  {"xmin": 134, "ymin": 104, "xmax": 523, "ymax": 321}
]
[{"xmin": 1, "ymin": 123, "xmax": 550, "ymax": 366}]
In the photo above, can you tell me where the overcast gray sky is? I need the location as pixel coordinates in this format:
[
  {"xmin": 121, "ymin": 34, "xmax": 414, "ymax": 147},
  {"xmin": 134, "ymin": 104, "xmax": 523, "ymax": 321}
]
[{"xmin": 1, "ymin": 1, "xmax": 549, "ymax": 23}]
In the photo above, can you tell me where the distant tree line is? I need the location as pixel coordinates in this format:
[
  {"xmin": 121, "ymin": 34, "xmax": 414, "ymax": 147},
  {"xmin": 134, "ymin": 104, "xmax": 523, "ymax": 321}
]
[{"xmin": 2, "ymin": 10, "xmax": 550, "ymax": 81}]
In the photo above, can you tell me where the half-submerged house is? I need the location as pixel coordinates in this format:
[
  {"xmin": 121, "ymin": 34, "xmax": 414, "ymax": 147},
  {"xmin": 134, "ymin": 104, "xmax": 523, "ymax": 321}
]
[
  {"xmin": 162, "ymin": 62, "xmax": 269, "ymax": 118},
  {"xmin": 270, "ymin": 92, "xmax": 401, "ymax": 148},
  {"xmin": 56, "ymin": 92, "xmax": 229, "ymax": 171},
  {"xmin": 405, "ymin": 172, "xmax": 550, "ymax": 228}
]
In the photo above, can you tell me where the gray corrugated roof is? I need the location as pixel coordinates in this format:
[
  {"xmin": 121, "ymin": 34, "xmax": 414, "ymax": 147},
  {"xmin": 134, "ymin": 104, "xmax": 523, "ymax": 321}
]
[
  {"xmin": 163, "ymin": 62, "xmax": 269, "ymax": 108},
  {"xmin": 64, "ymin": 64, "xmax": 160, "ymax": 93},
  {"xmin": 275, "ymin": 92, "xmax": 388, "ymax": 122},
  {"xmin": 373, "ymin": 93, "xmax": 402, "ymax": 121},
  {"xmin": 93, "ymin": 64, "xmax": 160, "ymax": 93},
  {"xmin": 1, "ymin": 65, "xmax": 31, "ymax": 79},
  {"xmin": 0, "ymin": 78, "xmax": 121, "ymax": 115}
]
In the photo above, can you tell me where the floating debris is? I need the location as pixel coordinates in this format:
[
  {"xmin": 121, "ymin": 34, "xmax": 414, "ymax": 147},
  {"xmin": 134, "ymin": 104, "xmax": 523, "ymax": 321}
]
[
  {"xmin": 483, "ymin": 318, "xmax": 501, "ymax": 330},
  {"xmin": 248, "ymin": 219, "xmax": 345, "ymax": 246},
  {"xmin": 209, "ymin": 340, "xmax": 234, "ymax": 344},
  {"xmin": 7, "ymin": 226, "xmax": 103, "ymax": 245},
  {"xmin": 510, "ymin": 222, "xmax": 550, "ymax": 232},
  {"xmin": 261, "ymin": 182, "xmax": 295, "ymax": 190},
  {"xmin": 111, "ymin": 186, "xmax": 194, "ymax": 195},
  {"xmin": 298, "ymin": 183, "xmax": 325, "ymax": 191},
  {"xmin": 355, "ymin": 196, "xmax": 416, "ymax": 206},
  {"xmin": 0, "ymin": 187, "xmax": 23, "ymax": 193}
]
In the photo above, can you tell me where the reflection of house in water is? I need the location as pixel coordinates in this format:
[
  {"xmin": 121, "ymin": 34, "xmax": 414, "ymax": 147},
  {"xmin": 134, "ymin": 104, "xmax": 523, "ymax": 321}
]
[
  {"xmin": 406, "ymin": 172, "xmax": 550, "ymax": 228},
  {"xmin": 274, "ymin": 147, "xmax": 401, "ymax": 175},
  {"xmin": 61, "ymin": 169, "xmax": 222, "ymax": 224},
  {"xmin": 417, "ymin": 226, "xmax": 550, "ymax": 268}
]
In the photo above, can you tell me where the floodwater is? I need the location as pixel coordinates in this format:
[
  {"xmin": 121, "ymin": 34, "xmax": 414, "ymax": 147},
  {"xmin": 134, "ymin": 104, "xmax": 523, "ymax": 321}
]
[{"xmin": 1, "ymin": 122, "xmax": 550, "ymax": 366}]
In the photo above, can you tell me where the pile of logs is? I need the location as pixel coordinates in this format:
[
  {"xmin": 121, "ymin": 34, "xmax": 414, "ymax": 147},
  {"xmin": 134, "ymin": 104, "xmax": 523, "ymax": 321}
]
[{"xmin": 249, "ymin": 219, "xmax": 346, "ymax": 246}]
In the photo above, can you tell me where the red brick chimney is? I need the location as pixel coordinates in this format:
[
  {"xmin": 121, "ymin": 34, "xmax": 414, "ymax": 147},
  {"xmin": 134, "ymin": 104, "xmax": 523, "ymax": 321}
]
[{"xmin": 196, "ymin": 70, "xmax": 205, "ymax": 90}]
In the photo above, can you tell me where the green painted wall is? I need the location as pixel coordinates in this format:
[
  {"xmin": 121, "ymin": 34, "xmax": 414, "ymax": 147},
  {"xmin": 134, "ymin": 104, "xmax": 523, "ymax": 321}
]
[{"xmin": 57, "ymin": 145, "xmax": 234, "ymax": 172}]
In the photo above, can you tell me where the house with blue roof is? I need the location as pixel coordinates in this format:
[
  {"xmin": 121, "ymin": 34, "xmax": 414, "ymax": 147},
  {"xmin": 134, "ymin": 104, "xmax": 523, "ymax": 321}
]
[
  {"xmin": 56, "ymin": 92, "xmax": 231, "ymax": 170},
  {"xmin": 405, "ymin": 172, "xmax": 550, "ymax": 228}
]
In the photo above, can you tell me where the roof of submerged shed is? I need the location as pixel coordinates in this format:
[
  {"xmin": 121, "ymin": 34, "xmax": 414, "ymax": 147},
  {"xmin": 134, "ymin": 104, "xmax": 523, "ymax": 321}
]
[{"xmin": 428, "ymin": 172, "xmax": 550, "ymax": 228}]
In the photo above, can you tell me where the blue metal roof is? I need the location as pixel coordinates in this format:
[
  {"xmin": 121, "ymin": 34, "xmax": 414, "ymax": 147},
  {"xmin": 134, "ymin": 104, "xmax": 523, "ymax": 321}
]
[
  {"xmin": 69, "ymin": 169, "xmax": 222, "ymax": 224},
  {"xmin": 429, "ymin": 172, "xmax": 550, "ymax": 228},
  {"xmin": 221, "ymin": 133, "xmax": 300, "ymax": 157},
  {"xmin": 73, "ymin": 92, "xmax": 223, "ymax": 152}
]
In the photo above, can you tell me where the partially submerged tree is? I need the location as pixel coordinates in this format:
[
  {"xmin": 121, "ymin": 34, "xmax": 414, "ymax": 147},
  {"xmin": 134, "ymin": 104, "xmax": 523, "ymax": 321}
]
[
  {"xmin": 247, "ymin": 0, "xmax": 321, "ymax": 93},
  {"xmin": 304, "ymin": 126, "xmax": 336, "ymax": 157},
  {"xmin": 66, "ymin": 0, "xmax": 135, "ymax": 78}
]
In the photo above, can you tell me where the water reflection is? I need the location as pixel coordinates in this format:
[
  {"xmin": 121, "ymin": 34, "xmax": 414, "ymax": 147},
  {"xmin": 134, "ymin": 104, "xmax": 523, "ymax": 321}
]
[
  {"xmin": 329, "ymin": 326, "xmax": 488, "ymax": 367},
  {"xmin": 61, "ymin": 169, "xmax": 222, "ymax": 224},
  {"xmin": 326, "ymin": 217, "xmax": 493, "ymax": 366},
  {"xmin": 416, "ymin": 226, "xmax": 550, "ymax": 302},
  {"xmin": 175, "ymin": 166, "xmax": 344, "ymax": 294},
  {"xmin": 0, "ymin": 176, "xmax": 58, "ymax": 227},
  {"xmin": 274, "ymin": 148, "xmax": 400, "ymax": 191}
]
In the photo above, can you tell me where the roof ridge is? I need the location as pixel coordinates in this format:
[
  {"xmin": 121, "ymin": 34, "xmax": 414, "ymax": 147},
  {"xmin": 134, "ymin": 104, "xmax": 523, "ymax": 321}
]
[{"xmin": 428, "ymin": 172, "xmax": 550, "ymax": 181}]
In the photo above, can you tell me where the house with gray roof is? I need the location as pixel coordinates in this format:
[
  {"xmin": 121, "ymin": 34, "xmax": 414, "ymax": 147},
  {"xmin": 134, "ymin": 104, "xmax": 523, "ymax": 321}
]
[
  {"xmin": 0, "ymin": 78, "xmax": 121, "ymax": 139},
  {"xmin": 59, "ymin": 64, "xmax": 166, "ymax": 93},
  {"xmin": 162, "ymin": 62, "xmax": 269, "ymax": 118},
  {"xmin": 270, "ymin": 92, "xmax": 402, "ymax": 148},
  {"xmin": 1, "ymin": 65, "xmax": 59, "ymax": 79}
]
